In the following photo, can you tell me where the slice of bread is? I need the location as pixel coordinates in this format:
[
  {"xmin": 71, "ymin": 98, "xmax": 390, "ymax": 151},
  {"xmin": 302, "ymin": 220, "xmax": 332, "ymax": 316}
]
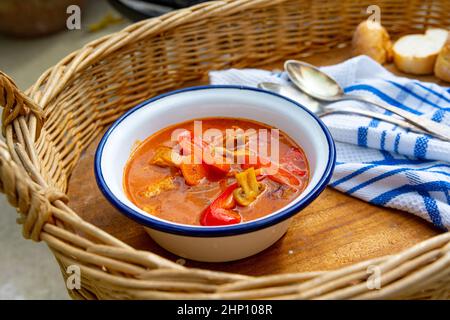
[
  {"xmin": 393, "ymin": 28, "xmax": 448, "ymax": 75},
  {"xmin": 434, "ymin": 31, "xmax": 450, "ymax": 82},
  {"xmin": 425, "ymin": 28, "xmax": 448, "ymax": 43}
]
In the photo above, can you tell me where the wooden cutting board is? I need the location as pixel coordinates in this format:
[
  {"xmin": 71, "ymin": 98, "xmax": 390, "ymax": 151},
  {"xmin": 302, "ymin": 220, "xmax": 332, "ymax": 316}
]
[{"xmin": 67, "ymin": 48, "xmax": 442, "ymax": 276}]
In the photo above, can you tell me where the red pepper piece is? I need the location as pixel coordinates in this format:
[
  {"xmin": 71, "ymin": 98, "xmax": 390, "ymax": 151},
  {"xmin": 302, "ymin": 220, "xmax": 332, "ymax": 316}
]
[
  {"xmin": 200, "ymin": 183, "xmax": 241, "ymax": 226},
  {"xmin": 180, "ymin": 162, "xmax": 208, "ymax": 186},
  {"xmin": 267, "ymin": 167, "xmax": 300, "ymax": 187},
  {"xmin": 206, "ymin": 162, "xmax": 231, "ymax": 179},
  {"xmin": 241, "ymin": 152, "xmax": 302, "ymax": 188},
  {"xmin": 178, "ymin": 131, "xmax": 230, "ymax": 179},
  {"xmin": 281, "ymin": 147, "xmax": 307, "ymax": 177},
  {"xmin": 201, "ymin": 207, "xmax": 241, "ymax": 226}
]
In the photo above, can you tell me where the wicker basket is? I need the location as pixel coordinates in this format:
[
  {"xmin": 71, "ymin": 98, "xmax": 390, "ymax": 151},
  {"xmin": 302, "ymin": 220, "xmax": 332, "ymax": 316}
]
[{"xmin": 0, "ymin": 0, "xmax": 449, "ymax": 300}]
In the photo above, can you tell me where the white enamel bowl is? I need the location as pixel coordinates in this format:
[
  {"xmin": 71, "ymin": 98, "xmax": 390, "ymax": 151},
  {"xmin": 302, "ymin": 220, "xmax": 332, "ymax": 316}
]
[{"xmin": 95, "ymin": 86, "xmax": 335, "ymax": 262}]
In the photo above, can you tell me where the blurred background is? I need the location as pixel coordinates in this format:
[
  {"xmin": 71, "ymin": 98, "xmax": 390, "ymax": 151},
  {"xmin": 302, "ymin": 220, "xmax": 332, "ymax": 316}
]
[{"xmin": 0, "ymin": 0, "xmax": 207, "ymax": 300}]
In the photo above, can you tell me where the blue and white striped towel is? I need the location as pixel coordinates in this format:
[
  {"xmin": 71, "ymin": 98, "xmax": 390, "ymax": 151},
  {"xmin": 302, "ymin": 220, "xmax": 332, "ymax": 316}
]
[{"xmin": 209, "ymin": 55, "xmax": 450, "ymax": 230}]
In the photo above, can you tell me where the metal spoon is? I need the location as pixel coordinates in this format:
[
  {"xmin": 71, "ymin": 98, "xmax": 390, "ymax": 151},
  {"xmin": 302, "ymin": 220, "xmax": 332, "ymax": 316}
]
[
  {"xmin": 284, "ymin": 60, "xmax": 450, "ymax": 141},
  {"xmin": 257, "ymin": 82, "xmax": 428, "ymax": 135}
]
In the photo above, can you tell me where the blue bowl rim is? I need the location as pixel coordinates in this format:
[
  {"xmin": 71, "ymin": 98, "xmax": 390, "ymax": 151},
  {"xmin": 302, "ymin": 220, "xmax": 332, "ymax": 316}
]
[{"xmin": 94, "ymin": 85, "xmax": 336, "ymax": 237}]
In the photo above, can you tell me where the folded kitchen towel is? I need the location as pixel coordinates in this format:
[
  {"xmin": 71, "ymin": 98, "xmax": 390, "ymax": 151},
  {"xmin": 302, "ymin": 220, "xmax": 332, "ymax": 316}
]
[{"xmin": 209, "ymin": 55, "xmax": 450, "ymax": 230}]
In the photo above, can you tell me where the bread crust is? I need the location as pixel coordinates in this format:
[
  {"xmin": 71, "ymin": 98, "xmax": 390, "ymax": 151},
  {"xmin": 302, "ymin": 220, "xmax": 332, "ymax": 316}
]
[
  {"xmin": 434, "ymin": 32, "xmax": 450, "ymax": 82},
  {"xmin": 393, "ymin": 50, "xmax": 438, "ymax": 75},
  {"xmin": 352, "ymin": 21, "xmax": 393, "ymax": 64}
]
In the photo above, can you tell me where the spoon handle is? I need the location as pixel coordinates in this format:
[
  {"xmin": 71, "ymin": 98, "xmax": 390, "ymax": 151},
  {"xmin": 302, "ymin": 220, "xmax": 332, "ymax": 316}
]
[
  {"xmin": 319, "ymin": 107, "xmax": 428, "ymax": 135},
  {"xmin": 344, "ymin": 94, "xmax": 450, "ymax": 141}
]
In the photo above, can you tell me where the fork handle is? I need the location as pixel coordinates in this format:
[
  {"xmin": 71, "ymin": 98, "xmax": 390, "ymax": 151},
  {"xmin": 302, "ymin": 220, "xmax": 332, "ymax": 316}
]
[
  {"xmin": 319, "ymin": 107, "xmax": 430, "ymax": 136},
  {"xmin": 343, "ymin": 94, "xmax": 450, "ymax": 141}
]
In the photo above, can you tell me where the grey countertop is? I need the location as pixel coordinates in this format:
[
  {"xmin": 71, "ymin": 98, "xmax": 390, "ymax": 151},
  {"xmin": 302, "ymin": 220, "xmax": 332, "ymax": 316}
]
[{"xmin": 0, "ymin": 0, "xmax": 131, "ymax": 300}]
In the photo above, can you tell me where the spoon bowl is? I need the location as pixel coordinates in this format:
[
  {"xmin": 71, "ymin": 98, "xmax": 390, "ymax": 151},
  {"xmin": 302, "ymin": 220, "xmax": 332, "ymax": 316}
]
[{"xmin": 284, "ymin": 60, "xmax": 343, "ymax": 101}]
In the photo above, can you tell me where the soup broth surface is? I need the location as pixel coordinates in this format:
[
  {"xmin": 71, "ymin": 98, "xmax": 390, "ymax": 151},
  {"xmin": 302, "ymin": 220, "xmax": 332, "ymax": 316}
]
[{"xmin": 124, "ymin": 118, "xmax": 309, "ymax": 226}]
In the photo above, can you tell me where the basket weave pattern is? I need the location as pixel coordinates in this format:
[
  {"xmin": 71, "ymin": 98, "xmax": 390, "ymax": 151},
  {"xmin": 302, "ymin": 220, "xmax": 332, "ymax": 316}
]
[{"xmin": 0, "ymin": 0, "xmax": 449, "ymax": 299}]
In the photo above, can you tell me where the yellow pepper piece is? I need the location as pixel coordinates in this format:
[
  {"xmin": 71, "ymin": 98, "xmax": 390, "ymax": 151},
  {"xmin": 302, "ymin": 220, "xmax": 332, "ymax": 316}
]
[
  {"xmin": 233, "ymin": 189, "xmax": 253, "ymax": 206},
  {"xmin": 233, "ymin": 168, "xmax": 264, "ymax": 206},
  {"xmin": 150, "ymin": 146, "xmax": 177, "ymax": 167}
]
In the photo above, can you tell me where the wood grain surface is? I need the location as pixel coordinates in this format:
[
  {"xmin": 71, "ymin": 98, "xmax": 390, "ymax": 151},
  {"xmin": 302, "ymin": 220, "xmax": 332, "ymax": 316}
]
[{"xmin": 67, "ymin": 49, "xmax": 442, "ymax": 276}]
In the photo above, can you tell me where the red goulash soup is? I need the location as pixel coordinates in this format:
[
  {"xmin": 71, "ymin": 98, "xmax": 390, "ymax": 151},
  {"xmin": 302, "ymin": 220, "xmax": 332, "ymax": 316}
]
[{"xmin": 124, "ymin": 118, "xmax": 309, "ymax": 226}]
